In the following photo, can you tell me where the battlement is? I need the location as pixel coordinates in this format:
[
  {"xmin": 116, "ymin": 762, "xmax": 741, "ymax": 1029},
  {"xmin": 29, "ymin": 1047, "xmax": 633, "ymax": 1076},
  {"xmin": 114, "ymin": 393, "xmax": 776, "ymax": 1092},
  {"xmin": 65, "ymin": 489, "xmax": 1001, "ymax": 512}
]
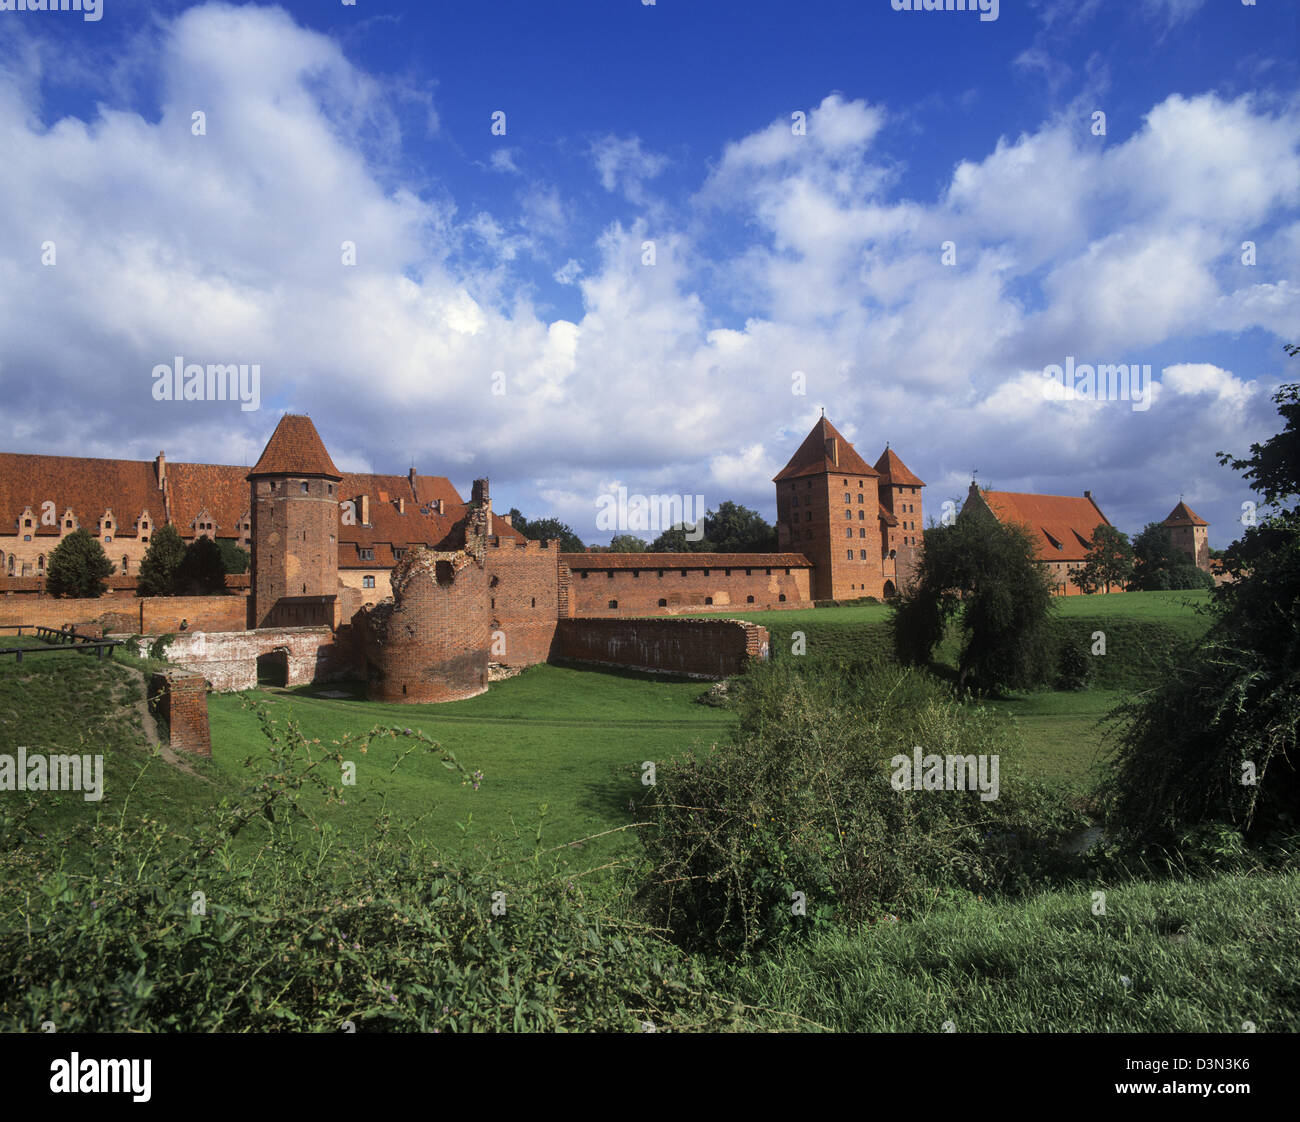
[{"xmin": 486, "ymin": 537, "xmax": 560, "ymax": 551}]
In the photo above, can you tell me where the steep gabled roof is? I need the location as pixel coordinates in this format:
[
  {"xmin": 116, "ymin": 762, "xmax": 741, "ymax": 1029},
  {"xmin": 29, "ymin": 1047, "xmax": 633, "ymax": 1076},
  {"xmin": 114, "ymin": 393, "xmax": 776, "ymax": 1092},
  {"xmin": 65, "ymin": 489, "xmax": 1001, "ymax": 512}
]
[
  {"xmin": 773, "ymin": 417, "xmax": 877, "ymax": 482},
  {"xmin": 248, "ymin": 415, "xmax": 341, "ymax": 479},
  {"xmin": 0, "ymin": 453, "xmax": 162, "ymax": 538},
  {"xmin": 874, "ymin": 447, "xmax": 925, "ymax": 488},
  {"xmin": 1163, "ymin": 501, "xmax": 1208, "ymax": 528},
  {"xmin": 978, "ymin": 490, "xmax": 1111, "ymax": 563}
]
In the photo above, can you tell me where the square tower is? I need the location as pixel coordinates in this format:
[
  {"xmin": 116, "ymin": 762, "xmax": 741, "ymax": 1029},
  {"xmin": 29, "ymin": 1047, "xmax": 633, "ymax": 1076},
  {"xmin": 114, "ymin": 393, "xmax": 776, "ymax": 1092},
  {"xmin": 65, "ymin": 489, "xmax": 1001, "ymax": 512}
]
[
  {"xmin": 247, "ymin": 415, "xmax": 344, "ymax": 628},
  {"xmin": 1162, "ymin": 501, "xmax": 1210, "ymax": 572}
]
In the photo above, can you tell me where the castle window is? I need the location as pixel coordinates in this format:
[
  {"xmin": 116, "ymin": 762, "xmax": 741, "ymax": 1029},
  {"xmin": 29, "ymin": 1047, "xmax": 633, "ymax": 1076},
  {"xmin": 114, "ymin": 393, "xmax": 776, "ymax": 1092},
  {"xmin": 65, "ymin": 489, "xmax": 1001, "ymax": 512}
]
[
  {"xmin": 806, "ymin": 480, "xmax": 811, "ymax": 489},
  {"xmin": 363, "ymin": 576, "xmax": 375, "ymax": 589},
  {"xmin": 765, "ymin": 568, "xmax": 771, "ymax": 575},
  {"xmin": 328, "ymin": 484, "xmax": 334, "ymax": 495},
  {"xmin": 580, "ymin": 571, "xmax": 588, "ymax": 578},
  {"xmin": 745, "ymin": 569, "xmax": 752, "ymax": 576},
  {"xmin": 859, "ymin": 528, "xmax": 866, "ymax": 538},
  {"xmin": 301, "ymin": 482, "xmax": 309, "ymax": 494},
  {"xmin": 857, "ymin": 494, "xmax": 864, "ymax": 503},
  {"xmin": 632, "ymin": 571, "xmax": 639, "ymax": 578},
  {"xmin": 842, "ymin": 479, "xmax": 847, "ymax": 486},
  {"xmin": 657, "ymin": 570, "xmax": 663, "ymax": 578},
  {"xmin": 705, "ymin": 597, "xmax": 713, "ymax": 605},
  {"xmin": 725, "ymin": 569, "xmax": 731, "ymax": 576},
  {"xmin": 703, "ymin": 569, "xmax": 709, "ymax": 576},
  {"xmin": 844, "ymin": 493, "xmax": 851, "ymax": 503},
  {"xmin": 681, "ymin": 570, "xmax": 688, "ymax": 577},
  {"xmin": 784, "ymin": 568, "xmax": 790, "ymax": 575},
  {"xmin": 531, "ymin": 598, "xmax": 536, "ymax": 608},
  {"xmin": 746, "ymin": 595, "xmax": 755, "ymax": 604},
  {"xmin": 859, "ymin": 481, "xmax": 864, "ymax": 488},
  {"xmin": 608, "ymin": 570, "xmax": 614, "ymax": 578},
  {"xmin": 805, "ymin": 512, "xmax": 812, "ymax": 522},
  {"xmin": 658, "ymin": 598, "xmax": 667, "ymax": 607},
  {"xmin": 23, "ymin": 519, "xmax": 30, "ymax": 527},
  {"xmin": 608, "ymin": 600, "xmax": 618, "ymax": 610},
  {"xmin": 37, "ymin": 555, "xmax": 44, "ymax": 572},
  {"xmin": 359, "ymin": 549, "xmax": 374, "ymax": 561},
  {"xmin": 846, "ymin": 550, "xmax": 853, "ymax": 560},
  {"xmin": 845, "ymin": 529, "xmax": 852, "ymax": 539},
  {"xmin": 121, "ymin": 556, "xmax": 128, "ymax": 574},
  {"xmin": 490, "ymin": 597, "xmax": 495, "ymax": 609},
  {"xmin": 844, "ymin": 511, "xmax": 851, "ymax": 520},
  {"xmin": 778, "ymin": 594, "xmax": 786, "ymax": 602},
  {"xmin": 792, "ymin": 496, "xmax": 799, "ymax": 507},
  {"xmin": 858, "ymin": 510, "xmax": 864, "ymax": 520},
  {"xmin": 23, "ymin": 534, "xmax": 30, "ymax": 542},
  {"xmin": 859, "ymin": 550, "xmax": 867, "ymax": 560}
]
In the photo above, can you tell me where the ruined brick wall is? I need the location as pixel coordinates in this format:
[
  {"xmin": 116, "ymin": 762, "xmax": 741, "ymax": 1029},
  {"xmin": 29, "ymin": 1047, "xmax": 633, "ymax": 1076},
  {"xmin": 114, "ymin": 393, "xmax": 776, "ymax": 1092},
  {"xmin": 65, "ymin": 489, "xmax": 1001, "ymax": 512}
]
[
  {"xmin": 564, "ymin": 563, "xmax": 811, "ymax": 617},
  {"xmin": 484, "ymin": 538, "xmax": 560, "ymax": 666},
  {"xmin": 357, "ymin": 548, "xmax": 489, "ymax": 703},
  {"xmin": 557, "ymin": 617, "xmax": 770, "ymax": 678},
  {"xmin": 148, "ymin": 670, "xmax": 212, "ymax": 757},
  {"xmin": 146, "ymin": 626, "xmax": 343, "ymax": 692}
]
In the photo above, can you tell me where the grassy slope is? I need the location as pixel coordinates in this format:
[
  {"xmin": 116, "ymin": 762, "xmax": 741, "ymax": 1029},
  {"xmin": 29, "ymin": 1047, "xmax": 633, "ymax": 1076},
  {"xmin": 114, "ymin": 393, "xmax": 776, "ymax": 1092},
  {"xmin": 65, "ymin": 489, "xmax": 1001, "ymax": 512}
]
[
  {"xmin": 731, "ymin": 869, "xmax": 1300, "ymax": 1032},
  {"xmin": 206, "ymin": 663, "xmax": 727, "ymax": 864}
]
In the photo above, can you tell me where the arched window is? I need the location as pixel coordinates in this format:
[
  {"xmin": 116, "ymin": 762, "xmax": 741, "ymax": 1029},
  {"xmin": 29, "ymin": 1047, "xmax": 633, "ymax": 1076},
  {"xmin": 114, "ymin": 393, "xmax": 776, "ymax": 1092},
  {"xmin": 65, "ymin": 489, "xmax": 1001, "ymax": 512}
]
[
  {"xmin": 844, "ymin": 493, "xmax": 851, "ymax": 503},
  {"xmin": 746, "ymin": 595, "xmax": 754, "ymax": 603},
  {"xmin": 792, "ymin": 495, "xmax": 799, "ymax": 507},
  {"xmin": 858, "ymin": 510, "xmax": 864, "ymax": 520},
  {"xmin": 37, "ymin": 554, "xmax": 44, "ymax": 572},
  {"xmin": 859, "ymin": 528, "xmax": 866, "ymax": 538},
  {"xmin": 844, "ymin": 510, "xmax": 851, "ymax": 520},
  {"xmin": 845, "ymin": 528, "xmax": 852, "ymax": 539},
  {"xmin": 857, "ymin": 494, "xmax": 864, "ymax": 503},
  {"xmin": 121, "ymin": 556, "xmax": 129, "ymax": 574}
]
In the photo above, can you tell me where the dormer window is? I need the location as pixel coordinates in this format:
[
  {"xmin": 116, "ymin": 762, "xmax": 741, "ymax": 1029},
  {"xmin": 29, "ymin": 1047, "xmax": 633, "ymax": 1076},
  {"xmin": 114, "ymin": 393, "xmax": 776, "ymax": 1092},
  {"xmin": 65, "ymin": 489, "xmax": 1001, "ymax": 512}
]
[{"xmin": 359, "ymin": 548, "xmax": 374, "ymax": 561}]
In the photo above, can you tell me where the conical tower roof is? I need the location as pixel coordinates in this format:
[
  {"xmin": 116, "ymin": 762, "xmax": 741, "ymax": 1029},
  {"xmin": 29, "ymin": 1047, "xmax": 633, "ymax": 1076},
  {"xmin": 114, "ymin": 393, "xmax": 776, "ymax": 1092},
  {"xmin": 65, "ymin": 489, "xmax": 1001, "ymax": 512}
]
[
  {"xmin": 1162, "ymin": 500, "xmax": 1208, "ymax": 527},
  {"xmin": 773, "ymin": 416, "xmax": 877, "ymax": 481},
  {"xmin": 248, "ymin": 415, "xmax": 342, "ymax": 479},
  {"xmin": 873, "ymin": 446, "xmax": 925, "ymax": 487}
]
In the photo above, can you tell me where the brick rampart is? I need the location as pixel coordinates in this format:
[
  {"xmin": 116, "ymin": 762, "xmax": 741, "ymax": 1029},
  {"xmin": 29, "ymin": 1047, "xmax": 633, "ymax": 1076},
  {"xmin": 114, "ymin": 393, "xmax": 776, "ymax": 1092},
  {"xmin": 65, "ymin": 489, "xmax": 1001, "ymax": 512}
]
[
  {"xmin": 564, "ymin": 561, "xmax": 811, "ymax": 617},
  {"xmin": 143, "ymin": 626, "xmax": 344, "ymax": 692},
  {"xmin": 484, "ymin": 538, "xmax": 560, "ymax": 666},
  {"xmin": 557, "ymin": 617, "xmax": 770, "ymax": 679}
]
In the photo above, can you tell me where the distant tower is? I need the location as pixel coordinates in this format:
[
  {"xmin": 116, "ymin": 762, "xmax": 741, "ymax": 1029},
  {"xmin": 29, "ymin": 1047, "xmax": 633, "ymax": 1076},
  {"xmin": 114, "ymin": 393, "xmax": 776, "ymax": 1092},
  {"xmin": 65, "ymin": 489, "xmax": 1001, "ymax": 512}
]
[
  {"xmin": 247, "ymin": 415, "xmax": 344, "ymax": 628},
  {"xmin": 773, "ymin": 415, "xmax": 887, "ymax": 600},
  {"xmin": 874, "ymin": 446, "xmax": 926, "ymax": 593},
  {"xmin": 1162, "ymin": 501, "xmax": 1210, "ymax": 572}
]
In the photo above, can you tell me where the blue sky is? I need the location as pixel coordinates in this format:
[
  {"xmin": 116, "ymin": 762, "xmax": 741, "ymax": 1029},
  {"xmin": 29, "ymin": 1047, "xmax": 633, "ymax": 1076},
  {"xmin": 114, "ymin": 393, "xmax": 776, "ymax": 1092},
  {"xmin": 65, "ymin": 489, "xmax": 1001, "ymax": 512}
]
[{"xmin": 0, "ymin": 0, "xmax": 1297, "ymax": 546}]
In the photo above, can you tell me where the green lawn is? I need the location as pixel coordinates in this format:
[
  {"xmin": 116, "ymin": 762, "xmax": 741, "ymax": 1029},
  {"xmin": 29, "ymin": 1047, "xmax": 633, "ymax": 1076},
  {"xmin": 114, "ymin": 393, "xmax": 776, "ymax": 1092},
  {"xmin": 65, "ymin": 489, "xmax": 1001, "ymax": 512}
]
[
  {"xmin": 983, "ymin": 689, "xmax": 1125, "ymax": 797},
  {"xmin": 206, "ymin": 663, "xmax": 728, "ymax": 864}
]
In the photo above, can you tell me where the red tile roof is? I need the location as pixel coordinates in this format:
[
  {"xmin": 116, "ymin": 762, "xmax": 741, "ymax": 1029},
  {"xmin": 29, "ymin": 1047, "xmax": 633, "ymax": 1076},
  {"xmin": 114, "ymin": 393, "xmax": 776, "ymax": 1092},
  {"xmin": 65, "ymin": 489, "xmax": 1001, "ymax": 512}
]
[
  {"xmin": 1163, "ymin": 501, "xmax": 1208, "ymax": 527},
  {"xmin": 561, "ymin": 552, "xmax": 812, "ymax": 570},
  {"xmin": 0, "ymin": 453, "xmax": 163, "ymax": 539},
  {"xmin": 978, "ymin": 490, "xmax": 1111, "ymax": 563},
  {"xmin": 878, "ymin": 503, "xmax": 898, "ymax": 527},
  {"xmin": 774, "ymin": 417, "xmax": 878, "ymax": 481},
  {"xmin": 248, "ymin": 415, "xmax": 342, "ymax": 479},
  {"xmin": 873, "ymin": 447, "xmax": 925, "ymax": 488}
]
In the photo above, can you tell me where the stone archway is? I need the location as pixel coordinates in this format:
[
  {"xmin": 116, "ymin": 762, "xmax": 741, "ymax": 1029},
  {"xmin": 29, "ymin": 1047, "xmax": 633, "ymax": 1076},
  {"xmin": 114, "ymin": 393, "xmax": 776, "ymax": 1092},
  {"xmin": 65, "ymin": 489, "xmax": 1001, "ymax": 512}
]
[
  {"xmin": 883, "ymin": 580, "xmax": 897, "ymax": 600},
  {"xmin": 256, "ymin": 647, "xmax": 290, "ymax": 687}
]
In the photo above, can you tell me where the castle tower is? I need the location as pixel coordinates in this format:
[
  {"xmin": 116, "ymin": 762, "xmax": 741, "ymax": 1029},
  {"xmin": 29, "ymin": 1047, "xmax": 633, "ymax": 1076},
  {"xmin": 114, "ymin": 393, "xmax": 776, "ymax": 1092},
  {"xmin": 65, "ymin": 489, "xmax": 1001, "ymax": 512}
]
[
  {"xmin": 1162, "ymin": 501, "xmax": 1210, "ymax": 572},
  {"xmin": 247, "ymin": 415, "xmax": 343, "ymax": 628},
  {"xmin": 774, "ymin": 415, "xmax": 886, "ymax": 600},
  {"xmin": 874, "ymin": 446, "xmax": 926, "ymax": 593}
]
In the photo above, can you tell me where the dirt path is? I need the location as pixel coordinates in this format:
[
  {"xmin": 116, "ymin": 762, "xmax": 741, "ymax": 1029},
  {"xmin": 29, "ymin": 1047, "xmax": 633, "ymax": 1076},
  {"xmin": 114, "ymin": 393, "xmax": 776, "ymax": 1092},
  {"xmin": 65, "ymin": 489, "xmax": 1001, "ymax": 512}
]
[{"xmin": 108, "ymin": 661, "xmax": 208, "ymax": 779}]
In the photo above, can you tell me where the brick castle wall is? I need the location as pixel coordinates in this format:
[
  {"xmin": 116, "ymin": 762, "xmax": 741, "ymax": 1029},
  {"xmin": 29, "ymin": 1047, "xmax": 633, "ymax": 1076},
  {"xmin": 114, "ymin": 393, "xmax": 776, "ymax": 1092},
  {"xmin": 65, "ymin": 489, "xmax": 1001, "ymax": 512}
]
[
  {"xmin": 484, "ymin": 538, "xmax": 560, "ymax": 666},
  {"xmin": 357, "ymin": 551, "xmax": 489, "ymax": 703},
  {"xmin": 148, "ymin": 670, "xmax": 212, "ymax": 757},
  {"xmin": 0, "ymin": 593, "xmax": 248, "ymax": 634},
  {"xmin": 251, "ymin": 475, "xmax": 340, "ymax": 627},
  {"xmin": 557, "ymin": 617, "xmax": 770, "ymax": 679},
  {"xmin": 564, "ymin": 562, "xmax": 811, "ymax": 616}
]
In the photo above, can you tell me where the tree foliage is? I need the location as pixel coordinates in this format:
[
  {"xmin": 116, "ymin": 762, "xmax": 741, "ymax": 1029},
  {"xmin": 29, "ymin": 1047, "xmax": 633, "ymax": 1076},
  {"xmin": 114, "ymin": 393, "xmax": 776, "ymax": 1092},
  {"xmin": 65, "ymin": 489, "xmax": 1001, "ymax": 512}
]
[
  {"xmin": 647, "ymin": 501, "xmax": 775, "ymax": 553},
  {"xmin": 45, "ymin": 529, "xmax": 114, "ymax": 598},
  {"xmin": 217, "ymin": 539, "xmax": 250, "ymax": 574},
  {"xmin": 136, "ymin": 524, "xmax": 187, "ymax": 597},
  {"xmin": 892, "ymin": 497, "xmax": 1056, "ymax": 694},
  {"xmin": 1069, "ymin": 524, "xmax": 1133, "ymax": 593},
  {"xmin": 506, "ymin": 508, "xmax": 586, "ymax": 553},
  {"xmin": 176, "ymin": 536, "xmax": 228, "ymax": 595},
  {"xmin": 1101, "ymin": 357, "xmax": 1300, "ymax": 843},
  {"xmin": 1130, "ymin": 522, "xmax": 1212, "ymax": 591}
]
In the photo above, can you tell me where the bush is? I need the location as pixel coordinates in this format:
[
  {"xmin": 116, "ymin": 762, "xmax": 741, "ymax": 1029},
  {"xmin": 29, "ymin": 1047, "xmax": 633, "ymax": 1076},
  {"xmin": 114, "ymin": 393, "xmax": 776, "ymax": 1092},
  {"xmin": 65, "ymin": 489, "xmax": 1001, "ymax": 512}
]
[
  {"xmin": 638, "ymin": 659, "xmax": 1084, "ymax": 953},
  {"xmin": 0, "ymin": 703, "xmax": 739, "ymax": 1032},
  {"xmin": 1055, "ymin": 641, "xmax": 1093, "ymax": 691},
  {"xmin": 45, "ymin": 529, "xmax": 115, "ymax": 598}
]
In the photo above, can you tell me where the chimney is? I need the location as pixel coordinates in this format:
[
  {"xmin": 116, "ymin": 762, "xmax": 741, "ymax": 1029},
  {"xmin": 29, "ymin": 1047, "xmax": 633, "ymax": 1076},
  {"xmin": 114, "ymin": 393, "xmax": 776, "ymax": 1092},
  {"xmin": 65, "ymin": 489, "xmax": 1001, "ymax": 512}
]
[
  {"xmin": 397, "ymin": 497, "xmax": 405, "ymax": 515},
  {"xmin": 1084, "ymin": 490, "xmax": 1092, "ymax": 499},
  {"xmin": 434, "ymin": 498, "xmax": 443, "ymax": 516},
  {"xmin": 360, "ymin": 494, "xmax": 370, "ymax": 526},
  {"xmin": 155, "ymin": 451, "xmax": 166, "ymax": 488},
  {"xmin": 500, "ymin": 513, "xmax": 512, "ymax": 527},
  {"xmin": 825, "ymin": 438, "xmax": 838, "ymax": 466},
  {"xmin": 408, "ymin": 466, "xmax": 418, "ymax": 495}
]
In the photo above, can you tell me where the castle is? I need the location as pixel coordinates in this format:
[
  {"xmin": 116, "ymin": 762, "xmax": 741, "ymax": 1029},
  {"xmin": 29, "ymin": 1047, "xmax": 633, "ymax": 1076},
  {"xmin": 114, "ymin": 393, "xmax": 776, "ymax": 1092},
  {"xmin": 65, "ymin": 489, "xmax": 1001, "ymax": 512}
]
[{"xmin": 0, "ymin": 412, "xmax": 1210, "ymax": 700}]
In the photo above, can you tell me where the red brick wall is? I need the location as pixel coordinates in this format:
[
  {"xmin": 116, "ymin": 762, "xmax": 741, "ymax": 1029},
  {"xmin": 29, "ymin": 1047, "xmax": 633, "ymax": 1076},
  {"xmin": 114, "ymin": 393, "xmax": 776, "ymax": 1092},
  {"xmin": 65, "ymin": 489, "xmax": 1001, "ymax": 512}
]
[
  {"xmin": 565, "ymin": 562, "xmax": 810, "ymax": 617},
  {"xmin": 148, "ymin": 671, "xmax": 211, "ymax": 757},
  {"xmin": 484, "ymin": 539, "xmax": 559, "ymax": 666},
  {"xmin": 557, "ymin": 617, "xmax": 770, "ymax": 678},
  {"xmin": 140, "ymin": 596, "xmax": 249, "ymax": 634},
  {"xmin": 357, "ymin": 551, "xmax": 489, "ymax": 703}
]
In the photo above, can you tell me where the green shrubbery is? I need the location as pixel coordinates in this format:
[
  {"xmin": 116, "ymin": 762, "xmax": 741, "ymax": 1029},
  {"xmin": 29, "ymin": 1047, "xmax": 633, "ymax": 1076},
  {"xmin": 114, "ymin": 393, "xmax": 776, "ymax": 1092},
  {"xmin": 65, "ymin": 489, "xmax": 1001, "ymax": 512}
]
[
  {"xmin": 0, "ymin": 704, "xmax": 741, "ymax": 1032},
  {"xmin": 637, "ymin": 659, "xmax": 1084, "ymax": 953}
]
